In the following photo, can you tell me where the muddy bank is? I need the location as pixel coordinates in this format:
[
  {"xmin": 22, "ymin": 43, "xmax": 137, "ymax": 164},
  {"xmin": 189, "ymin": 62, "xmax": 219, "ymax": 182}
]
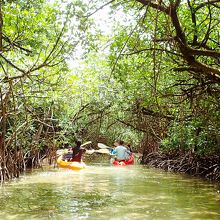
[{"xmin": 141, "ymin": 152, "xmax": 220, "ymax": 182}]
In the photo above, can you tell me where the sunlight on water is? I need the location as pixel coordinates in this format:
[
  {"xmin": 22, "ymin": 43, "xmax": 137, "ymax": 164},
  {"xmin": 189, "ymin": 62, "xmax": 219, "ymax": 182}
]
[{"xmin": 0, "ymin": 164, "xmax": 220, "ymax": 220}]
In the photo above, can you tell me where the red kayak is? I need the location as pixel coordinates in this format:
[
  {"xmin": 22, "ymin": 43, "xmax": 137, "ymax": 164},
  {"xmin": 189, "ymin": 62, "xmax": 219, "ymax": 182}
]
[{"xmin": 112, "ymin": 153, "xmax": 135, "ymax": 166}]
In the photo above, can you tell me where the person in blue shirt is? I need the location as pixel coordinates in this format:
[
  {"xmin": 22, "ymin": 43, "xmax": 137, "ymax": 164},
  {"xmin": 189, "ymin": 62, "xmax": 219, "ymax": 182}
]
[{"xmin": 114, "ymin": 140, "xmax": 131, "ymax": 161}]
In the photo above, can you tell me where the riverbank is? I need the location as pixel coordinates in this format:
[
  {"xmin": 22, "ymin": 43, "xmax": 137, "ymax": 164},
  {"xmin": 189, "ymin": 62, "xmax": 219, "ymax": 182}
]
[{"xmin": 142, "ymin": 152, "xmax": 220, "ymax": 182}]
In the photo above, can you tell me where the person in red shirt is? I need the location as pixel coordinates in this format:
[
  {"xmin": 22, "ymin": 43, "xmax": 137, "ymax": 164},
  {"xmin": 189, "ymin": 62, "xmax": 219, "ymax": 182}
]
[{"xmin": 71, "ymin": 140, "xmax": 86, "ymax": 162}]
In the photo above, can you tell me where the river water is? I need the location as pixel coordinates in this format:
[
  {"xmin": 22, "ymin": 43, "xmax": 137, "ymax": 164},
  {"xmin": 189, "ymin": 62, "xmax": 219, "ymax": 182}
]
[{"xmin": 0, "ymin": 163, "xmax": 220, "ymax": 220}]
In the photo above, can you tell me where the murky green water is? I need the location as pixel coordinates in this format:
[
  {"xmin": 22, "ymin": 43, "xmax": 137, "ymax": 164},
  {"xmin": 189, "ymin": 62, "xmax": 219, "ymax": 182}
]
[{"xmin": 0, "ymin": 163, "xmax": 220, "ymax": 220}]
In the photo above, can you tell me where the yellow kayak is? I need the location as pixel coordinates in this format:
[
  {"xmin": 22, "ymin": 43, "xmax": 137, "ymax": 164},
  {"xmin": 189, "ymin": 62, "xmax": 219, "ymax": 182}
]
[{"xmin": 57, "ymin": 156, "xmax": 86, "ymax": 171}]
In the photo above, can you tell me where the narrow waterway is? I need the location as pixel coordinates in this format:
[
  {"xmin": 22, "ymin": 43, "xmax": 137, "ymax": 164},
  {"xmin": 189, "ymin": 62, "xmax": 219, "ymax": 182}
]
[{"xmin": 0, "ymin": 163, "xmax": 220, "ymax": 220}]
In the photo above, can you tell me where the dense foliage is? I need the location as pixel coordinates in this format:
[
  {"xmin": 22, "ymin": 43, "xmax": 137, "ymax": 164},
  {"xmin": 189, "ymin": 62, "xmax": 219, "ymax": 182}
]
[
  {"xmin": 0, "ymin": 0, "xmax": 219, "ymax": 181},
  {"xmin": 106, "ymin": 0, "xmax": 220, "ymax": 155}
]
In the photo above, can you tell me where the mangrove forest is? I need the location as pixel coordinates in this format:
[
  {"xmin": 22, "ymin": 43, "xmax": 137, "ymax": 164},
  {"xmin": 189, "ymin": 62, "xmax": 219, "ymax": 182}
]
[{"xmin": 0, "ymin": 0, "xmax": 220, "ymax": 181}]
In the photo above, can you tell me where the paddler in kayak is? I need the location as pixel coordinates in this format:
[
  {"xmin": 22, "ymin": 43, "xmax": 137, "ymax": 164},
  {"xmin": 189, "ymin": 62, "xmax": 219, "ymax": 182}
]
[
  {"xmin": 71, "ymin": 139, "xmax": 86, "ymax": 162},
  {"xmin": 113, "ymin": 140, "xmax": 131, "ymax": 162},
  {"xmin": 62, "ymin": 140, "xmax": 85, "ymax": 162}
]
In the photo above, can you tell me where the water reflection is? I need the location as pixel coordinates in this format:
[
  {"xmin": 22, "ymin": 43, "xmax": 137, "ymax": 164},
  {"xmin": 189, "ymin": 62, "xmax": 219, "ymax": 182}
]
[{"xmin": 0, "ymin": 164, "xmax": 220, "ymax": 220}]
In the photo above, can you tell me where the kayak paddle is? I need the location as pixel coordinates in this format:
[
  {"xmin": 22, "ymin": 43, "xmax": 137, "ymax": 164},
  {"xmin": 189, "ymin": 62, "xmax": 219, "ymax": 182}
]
[{"xmin": 97, "ymin": 143, "xmax": 111, "ymax": 149}]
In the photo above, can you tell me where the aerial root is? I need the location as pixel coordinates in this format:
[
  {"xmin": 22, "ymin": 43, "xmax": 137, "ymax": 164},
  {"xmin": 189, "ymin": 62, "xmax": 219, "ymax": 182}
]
[{"xmin": 142, "ymin": 152, "xmax": 220, "ymax": 181}]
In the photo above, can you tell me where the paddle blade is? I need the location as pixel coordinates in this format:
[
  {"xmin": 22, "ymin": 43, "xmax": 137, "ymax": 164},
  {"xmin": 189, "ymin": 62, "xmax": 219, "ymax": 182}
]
[
  {"xmin": 56, "ymin": 149, "xmax": 69, "ymax": 155},
  {"xmin": 56, "ymin": 149, "xmax": 64, "ymax": 155},
  {"xmin": 97, "ymin": 143, "xmax": 110, "ymax": 149},
  {"xmin": 95, "ymin": 149, "xmax": 110, "ymax": 154},
  {"xmin": 81, "ymin": 141, "xmax": 92, "ymax": 147},
  {"xmin": 85, "ymin": 149, "xmax": 95, "ymax": 154}
]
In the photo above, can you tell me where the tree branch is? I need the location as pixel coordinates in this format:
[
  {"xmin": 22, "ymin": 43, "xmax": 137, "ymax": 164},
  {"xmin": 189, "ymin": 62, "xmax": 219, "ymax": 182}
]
[
  {"xmin": 121, "ymin": 47, "xmax": 183, "ymax": 57},
  {"xmin": 116, "ymin": 118, "xmax": 147, "ymax": 133},
  {"xmin": 188, "ymin": 47, "xmax": 220, "ymax": 58},
  {"xmin": 86, "ymin": 0, "xmax": 116, "ymax": 17},
  {"xmin": 136, "ymin": 0, "xmax": 168, "ymax": 13},
  {"xmin": 195, "ymin": 0, "xmax": 220, "ymax": 11}
]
